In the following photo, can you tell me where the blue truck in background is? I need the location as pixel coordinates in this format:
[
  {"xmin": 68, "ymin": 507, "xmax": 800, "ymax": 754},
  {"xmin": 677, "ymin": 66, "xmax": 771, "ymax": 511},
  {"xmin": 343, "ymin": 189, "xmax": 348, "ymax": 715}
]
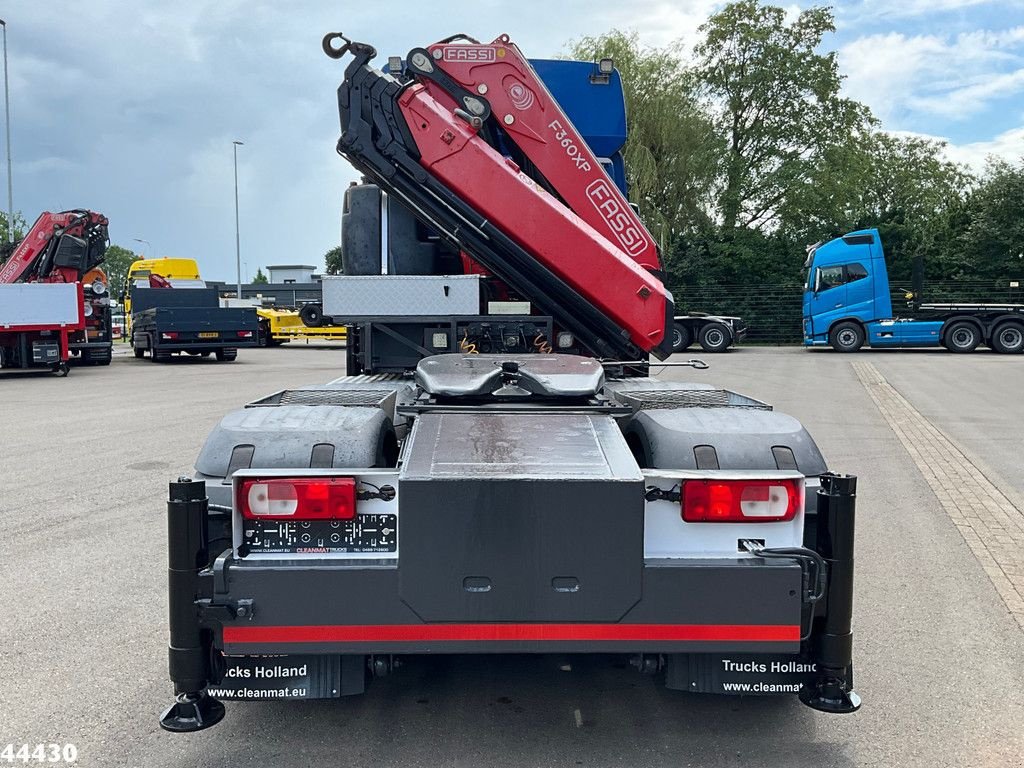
[{"xmin": 803, "ymin": 229, "xmax": 1024, "ymax": 354}]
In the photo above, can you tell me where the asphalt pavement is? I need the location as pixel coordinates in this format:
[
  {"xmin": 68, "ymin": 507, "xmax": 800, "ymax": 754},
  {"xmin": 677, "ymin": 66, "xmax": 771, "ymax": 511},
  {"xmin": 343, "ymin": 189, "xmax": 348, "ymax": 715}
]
[{"xmin": 1, "ymin": 345, "xmax": 1022, "ymax": 768}]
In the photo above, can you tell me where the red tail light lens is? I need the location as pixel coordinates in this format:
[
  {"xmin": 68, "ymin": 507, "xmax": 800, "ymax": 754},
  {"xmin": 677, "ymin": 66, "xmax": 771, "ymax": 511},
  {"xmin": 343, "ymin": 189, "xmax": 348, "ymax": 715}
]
[
  {"xmin": 161, "ymin": 331, "xmax": 179, "ymax": 340},
  {"xmin": 682, "ymin": 479, "xmax": 802, "ymax": 523},
  {"xmin": 237, "ymin": 330, "xmax": 253, "ymax": 338},
  {"xmin": 238, "ymin": 478, "xmax": 357, "ymax": 520}
]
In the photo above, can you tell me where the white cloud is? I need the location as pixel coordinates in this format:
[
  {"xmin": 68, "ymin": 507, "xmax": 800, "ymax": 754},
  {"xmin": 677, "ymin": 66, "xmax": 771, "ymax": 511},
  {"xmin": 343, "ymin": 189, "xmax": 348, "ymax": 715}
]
[
  {"xmin": 581, "ymin": 0, "xmax": 722, "ymax": 50},
  {"xmin": 847, "ymin": 0, "xmax": 1024, "ymax": 21},
  {"xmin": 839, "ymin": 26, "xmax": 1024, "ymax": 122},
  {"xmin": 941, "ymin": 126, "xmax": 1024, "ymax": 171},
  {"xmin": 887, "ymin": 126, "xmax": 1024, "ymax": 172}
]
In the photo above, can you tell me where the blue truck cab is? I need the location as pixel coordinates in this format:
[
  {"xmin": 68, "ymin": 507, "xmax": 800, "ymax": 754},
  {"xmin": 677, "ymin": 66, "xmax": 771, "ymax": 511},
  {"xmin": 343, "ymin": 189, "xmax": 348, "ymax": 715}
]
[{"xmin": 803, "ymin": 229, "xmax": 1024, "ymax": 353}]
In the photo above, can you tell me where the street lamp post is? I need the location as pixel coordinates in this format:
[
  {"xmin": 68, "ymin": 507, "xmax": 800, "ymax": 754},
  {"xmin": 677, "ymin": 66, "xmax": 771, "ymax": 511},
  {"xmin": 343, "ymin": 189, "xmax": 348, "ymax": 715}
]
[
  {"xmin": 1, "ymin": 19, "xmax": 13, "ymax": 242},
  {"xmin": 233, "ymin": 140, "xmax": 243, "ymax": 298},
  {"xmin": 132, "ymin": 238, "xmax": 152, "ymax": 255}
]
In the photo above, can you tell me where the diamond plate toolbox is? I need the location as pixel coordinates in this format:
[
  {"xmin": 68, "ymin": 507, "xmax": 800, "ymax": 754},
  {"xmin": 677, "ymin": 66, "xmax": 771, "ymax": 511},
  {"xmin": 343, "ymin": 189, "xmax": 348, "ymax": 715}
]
[{"xmin": 321, "ymin": 274, "xmax": 481, "ymax": 316}]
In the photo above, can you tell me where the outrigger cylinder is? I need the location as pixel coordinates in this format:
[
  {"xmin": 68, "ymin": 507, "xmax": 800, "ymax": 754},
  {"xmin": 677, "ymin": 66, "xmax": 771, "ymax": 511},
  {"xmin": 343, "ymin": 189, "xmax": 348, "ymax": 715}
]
[
  {"xmin": 800, "ymin": 473, "xmax": 862, "ymax": 713},
  {"xmin": 159, "ymin": 477, "xmax": 225, "ymax": 732}
]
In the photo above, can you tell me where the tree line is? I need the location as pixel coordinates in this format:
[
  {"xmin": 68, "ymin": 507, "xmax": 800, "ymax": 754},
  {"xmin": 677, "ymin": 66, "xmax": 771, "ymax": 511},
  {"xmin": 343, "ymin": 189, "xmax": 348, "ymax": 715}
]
[{"xmin": 570, "ymin": 1, "xmax": 1023, "ymax": 308}]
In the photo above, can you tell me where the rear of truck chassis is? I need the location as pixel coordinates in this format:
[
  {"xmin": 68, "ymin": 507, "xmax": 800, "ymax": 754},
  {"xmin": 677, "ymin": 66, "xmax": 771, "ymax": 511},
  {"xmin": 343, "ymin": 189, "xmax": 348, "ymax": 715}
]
[
  {"xmin": 160, "ymin": 367, "xmax": 860, "ymax": 732},
  {"xmin": 159, "ymin": 33, "xmax": 860, "ymax": 731}
]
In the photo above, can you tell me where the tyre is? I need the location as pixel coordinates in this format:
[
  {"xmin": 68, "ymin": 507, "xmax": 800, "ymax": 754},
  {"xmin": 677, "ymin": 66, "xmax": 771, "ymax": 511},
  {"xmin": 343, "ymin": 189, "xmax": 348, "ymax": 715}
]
[
  {"xmin": 671, "ymin": 323, "xmax": 692, "ymax": 352},
  {"xmin": 133, "ymin": 347, "xmax": 145, "ymax": 359},
  {"xmin": 991, "ymin": 321, "xmax": 1024, "ymax": 354},
  {"xmin": 215, "ymin": 348, "xmax": 238, "ymax": 362},
  {"xmin": 943, "ymin": 321, "xmax": 980, "ymax": 353},
  {"xmin": 698, "ymin": 322, "xmax": 732, "ymax": 353},
  {"xmin": 152, "ymin": 349, "xmax": 172, "ymax": 363},
  {"xmin": 829, "ymin": 321, "xmax": 865, "ymax": 353},
  {"xmin": 299, "ymin": 304, "xmax": 324, "ymax": 327},
  {"xmin": 258, "ymin": 320, "xmax": 272, "ymax": 347}
]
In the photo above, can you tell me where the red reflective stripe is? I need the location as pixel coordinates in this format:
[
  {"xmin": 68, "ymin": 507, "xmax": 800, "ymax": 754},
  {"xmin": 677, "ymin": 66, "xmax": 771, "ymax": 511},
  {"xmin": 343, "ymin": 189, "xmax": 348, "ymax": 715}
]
[{"xmin": 223, "ymin": 623, "xmax": 799, "ymax": 644}]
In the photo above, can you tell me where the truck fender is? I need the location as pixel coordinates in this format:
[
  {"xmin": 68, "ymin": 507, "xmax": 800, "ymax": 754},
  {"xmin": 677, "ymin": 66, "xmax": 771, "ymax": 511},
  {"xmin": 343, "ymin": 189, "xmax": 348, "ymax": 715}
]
[
  {"xmin": 621, "ymin": 407, "xmax": 827, "ymax": 476},
  {"xmin": 827, "ymin": 317, "xmax": 866, "ymax": 338},
  {"xmin": 193, "ymin": 405, "xmax": 398, "ymax": 509}
]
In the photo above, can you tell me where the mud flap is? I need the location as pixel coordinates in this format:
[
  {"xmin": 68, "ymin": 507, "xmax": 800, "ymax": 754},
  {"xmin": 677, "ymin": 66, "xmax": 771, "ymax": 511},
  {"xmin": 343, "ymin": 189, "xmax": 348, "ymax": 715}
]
[
  {"xmin": 665, "ymin": 653, "xmax": 820, "ymax": 695},
  {"xmin": 206, "ymin": 655, "xmax": 367, "ymax": 700}
]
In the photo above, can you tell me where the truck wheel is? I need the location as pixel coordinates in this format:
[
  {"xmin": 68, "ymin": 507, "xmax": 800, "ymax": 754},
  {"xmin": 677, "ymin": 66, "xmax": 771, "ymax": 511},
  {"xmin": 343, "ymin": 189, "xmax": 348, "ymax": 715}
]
[
  {"xmin": 153, "ymin": 349, "xmax": 172, "ymax": 363},
  {"xmin": 258, "ymin": 320, "xmax": 272, "ymax": 347},
  {"xmin": 671, "ymin": 323, "xmax": 692, "ymax": 352},
  {"xmin": 943, "ymin": 321, "xmax": 980, "ymax": 353},
  {"xmin": 216, "ymin": 348, "xmax": 238, "ymax": 362},
  {"xmin": 299, "ymin": 304, "xmax": 324, "ymax": 327},
  {"xmin": 830, "ymin": 322, "xmax": 865, "ymax": 352},
  {"xmin": 991, "ymin": 321, "xmax": 1024, "ymax": 354},
  {"xmin": 133, "ymin": 347, "xmax": 145, "ymax": 359},
  {"xmin": 698, "ymin": 322, "xmax": 731, "ymax": 353}
]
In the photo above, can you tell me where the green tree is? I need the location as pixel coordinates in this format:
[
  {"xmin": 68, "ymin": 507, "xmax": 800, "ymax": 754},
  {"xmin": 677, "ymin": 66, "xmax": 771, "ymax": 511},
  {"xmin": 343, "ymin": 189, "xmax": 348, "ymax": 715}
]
[
  {"xmin": 252, "ymin": 267, "xmax": 269, "ymax": 284},
  {"xmin": 102, "ymin": 244, "xmax": 141, "ymax": 299},
  {"xmin": 569, "ymin": 31, "xmax": 721, "ymax": 251},
  {"xmin": 324, "ymin": 245, "xmax": 343, "ymax": 275},
  {"xmin": 0, "ymin": 211, "xmax": 29, "ymax": 266},
  {"xmin": 950, "ymin": 158, "xmax": 1024, "ymax": 281},
  {"xmin": 857, "ymin": 133, "xmax": 971, "ymax": 282},
  {"xmin": 695, "ymin": 1, "xmax": 872, "ymax": 231}
]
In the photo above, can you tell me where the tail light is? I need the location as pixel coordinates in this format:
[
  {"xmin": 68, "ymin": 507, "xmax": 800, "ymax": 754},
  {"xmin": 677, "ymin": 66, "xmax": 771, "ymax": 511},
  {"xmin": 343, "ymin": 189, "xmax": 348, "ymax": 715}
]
[
  {"xmin": 238, "ymin": 477, "xmax": 356, "ymax": 520},
  {"xmin": 237, "ymin": 330, "xmax": 253, "ymax": 338},
  {"xmin": 161, "ymin": 331, "xmax": 179, "ymax": 340},
  {"xmin": 682, "ymin": 478, "xmax": 802, "ymax": 523}
]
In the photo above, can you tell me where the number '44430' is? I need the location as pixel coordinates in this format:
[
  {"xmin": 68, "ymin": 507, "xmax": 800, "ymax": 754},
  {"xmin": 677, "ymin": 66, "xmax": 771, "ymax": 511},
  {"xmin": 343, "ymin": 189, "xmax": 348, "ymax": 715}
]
[{"xmin": 0, "ymin": 744, "xmax": 78, "ymax": 763}]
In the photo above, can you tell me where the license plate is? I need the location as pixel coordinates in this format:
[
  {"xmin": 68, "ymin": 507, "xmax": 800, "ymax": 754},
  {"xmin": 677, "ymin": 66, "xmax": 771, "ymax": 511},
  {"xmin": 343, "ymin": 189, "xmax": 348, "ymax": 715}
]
[
  {"xmin": 244, "ymin": 513, "xmax": 397, "ymax": 554},
  {"xmin": 198, "ymin": 332, "xmax": 219, "ymax": 338}
]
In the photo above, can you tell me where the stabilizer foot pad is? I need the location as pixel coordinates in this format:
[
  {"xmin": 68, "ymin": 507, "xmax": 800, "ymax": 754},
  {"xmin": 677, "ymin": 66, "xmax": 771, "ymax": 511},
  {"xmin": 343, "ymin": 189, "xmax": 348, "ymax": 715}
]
[
  {"xmin": 159, "ymin": 692, "xmax": 226, "ymax": 733},
  {"xmin": 799, "ymin": 680, "xmax": 862, "ymax": 714}
]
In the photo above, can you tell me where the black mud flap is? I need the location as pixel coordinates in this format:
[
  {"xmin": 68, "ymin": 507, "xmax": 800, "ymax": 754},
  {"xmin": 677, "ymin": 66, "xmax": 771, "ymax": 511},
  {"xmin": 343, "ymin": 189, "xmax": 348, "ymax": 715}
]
[
  {"xmin": 205, "ymin": 655, "xmax": 366, "ymax": 700},
  {"xmin": 666, "ymin": 653, "xmax": 820, "ymax": 696}
]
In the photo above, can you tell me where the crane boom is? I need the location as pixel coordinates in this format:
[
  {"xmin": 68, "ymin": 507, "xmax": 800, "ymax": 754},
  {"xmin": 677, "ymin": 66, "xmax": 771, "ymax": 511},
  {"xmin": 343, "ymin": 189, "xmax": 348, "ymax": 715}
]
[
  {"xmin": 326, "ymin": 34, "xmax": 674, "ymax": 360},
  {"xmin": 0, "ymin": 210, "xmax": 109, "ymax": 285},
  {"xmin": 416, "ymin": 34, "xmax": 661, "ymax": 273}
]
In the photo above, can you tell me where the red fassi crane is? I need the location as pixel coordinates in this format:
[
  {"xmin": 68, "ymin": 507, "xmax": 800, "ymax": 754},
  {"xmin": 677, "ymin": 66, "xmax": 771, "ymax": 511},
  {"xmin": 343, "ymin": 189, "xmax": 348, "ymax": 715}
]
[
  {"xmin": 0, "ymin": 210, "xmax": 109, "ymax": 285},
  {"xmin": 411, "ymin": 35, "xmax": 660, "ymax": 274},
  {"xmin": 328, "ymin": 34, "xmax": 675, "ymax": 360}
]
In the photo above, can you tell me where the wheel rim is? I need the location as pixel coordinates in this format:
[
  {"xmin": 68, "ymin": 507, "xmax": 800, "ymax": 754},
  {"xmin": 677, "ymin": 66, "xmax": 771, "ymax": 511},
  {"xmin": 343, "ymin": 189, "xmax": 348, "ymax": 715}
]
[
  {"xmin": 999, "ymin": 327, "xmax": 1023, "ymax": 350},
  {"xmin": 672, "ymin": 328, "xmax": 683, "ymax": 348},
  {"xmin": 706, "ymin": 329, "xmax": 725, "ymax": 347},
  {"xmin": 952, "ymin": 328, "xmax": 975, "ymax": 348},
  {"xmin": 837, "ymin": 329, "xmax": 857, "ymax": 347}
]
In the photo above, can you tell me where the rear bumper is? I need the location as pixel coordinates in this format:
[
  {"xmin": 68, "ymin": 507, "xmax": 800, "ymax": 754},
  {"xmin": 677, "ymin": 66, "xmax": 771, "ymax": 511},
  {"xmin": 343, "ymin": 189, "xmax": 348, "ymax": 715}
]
[
  {"xmin": 163, "ymin": 475, "xmax": 860, "ymax": 725},
  {"xmin": 212, "ymin": 557, "xmax": 804, "ymax": 656},
  {"xmin": 153, "ymin": 339, "xmax": 258, "ymax": 351}
]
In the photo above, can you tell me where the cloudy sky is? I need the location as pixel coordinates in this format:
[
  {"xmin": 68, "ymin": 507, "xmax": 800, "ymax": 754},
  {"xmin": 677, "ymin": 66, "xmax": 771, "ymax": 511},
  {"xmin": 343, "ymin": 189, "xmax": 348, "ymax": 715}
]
[{"xmin": 5, "ymin": 0, "xmax": 1023, "ymax": 280}]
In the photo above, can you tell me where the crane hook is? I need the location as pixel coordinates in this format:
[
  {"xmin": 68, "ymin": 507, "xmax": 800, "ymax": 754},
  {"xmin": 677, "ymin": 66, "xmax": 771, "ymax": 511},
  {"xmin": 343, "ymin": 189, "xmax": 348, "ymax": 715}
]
[{"xmin": 322, "ymin": 33, "xmax": 352, "ymax": 59}]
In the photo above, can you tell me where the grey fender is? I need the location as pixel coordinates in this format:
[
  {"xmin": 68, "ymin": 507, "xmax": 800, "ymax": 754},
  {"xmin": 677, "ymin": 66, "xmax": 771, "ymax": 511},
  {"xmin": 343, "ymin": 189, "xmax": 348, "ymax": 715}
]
[
  {"xmin": 623, "ymin": 407, "xmax": 827, "ymax": 475},
  {"xmin": 194, "ymin": 405, "xmax": 397, "ymax": 508}
]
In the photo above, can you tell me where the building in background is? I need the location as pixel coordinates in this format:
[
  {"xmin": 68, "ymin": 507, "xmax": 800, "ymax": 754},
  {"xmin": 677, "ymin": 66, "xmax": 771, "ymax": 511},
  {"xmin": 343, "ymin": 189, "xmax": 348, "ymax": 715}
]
[{"xmin": 266, "ymin": 264, "xmax": 318, "ymax": 284}]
